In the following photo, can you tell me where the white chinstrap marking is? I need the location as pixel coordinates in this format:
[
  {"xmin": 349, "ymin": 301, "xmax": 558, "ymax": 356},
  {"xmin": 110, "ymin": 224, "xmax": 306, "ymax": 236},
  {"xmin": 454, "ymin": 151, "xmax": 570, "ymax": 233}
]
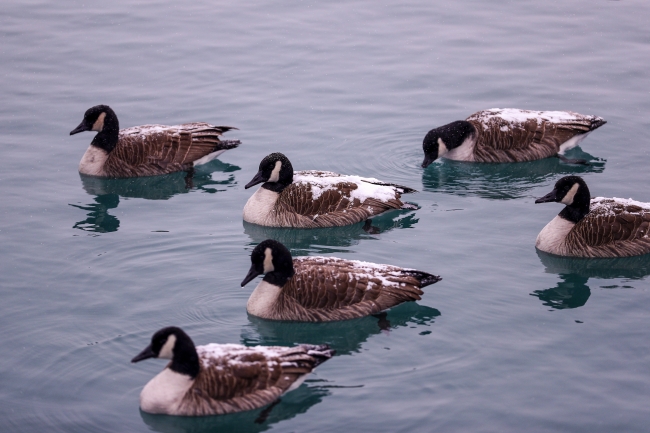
[
  {"xmin": 91, "ymin": 112, "xmax": 106, "ymax": 132},
  {"xmin": 243, "ymin": 187, "xmax": 280, "ymax": 225},
  {"xmin": 247, "ymin": 280, "xmax": 282, "ymax": 318},
  {"xmin": 263, "ymin": 248, "xmax": 274, "ymax": 273},
  {"xmin": 268, "ymin": 160, "xmax": 282, "ymax": 182},
  {"xmin": 560, "ymin": 183, "xmax": 580, "ymax": 205},
  {"xmin": 78, "ymin": 145, "xmax": 108, "ymax": 176},
  {"xmin": 139, "ymin": 368, "xmax": 194, "ymax": 415},
  {"xmin": 444, "ymin": 135, "xmax": 476, "ymax": 161},
  {"xmin": 437, "ymin": 138, "xmax": 448, "ymax": 157},
  {"xmin": 159, "ymin": 335, "xmax": 176, "ymax": 359},
  {"xmin": 535, "ymin": 215, "xmax": 575, "ymax": 255}
]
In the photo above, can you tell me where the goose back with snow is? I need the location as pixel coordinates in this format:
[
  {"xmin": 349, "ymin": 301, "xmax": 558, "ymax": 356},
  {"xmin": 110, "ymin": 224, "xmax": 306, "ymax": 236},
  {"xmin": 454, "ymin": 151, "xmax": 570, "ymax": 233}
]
[
  {"xmin": 243, "ymin": 153, "xmax": 417, "ymax": 228},
  {"xmin": 70, "ymin": 105, "xmax": 240, "ymax": 178},
  {"xmin": 131, "ymin": 326, "xmax": 333, "ymax": 416},
  {"xmin": 535, "ymin": 176, "xmax": 650, "ymax": 258},
  {"xmin": 240, "ymin": 240, "xmax": 441, "ymax": 321},
  {"xmin": 422, "ymin": 108, "xmax": 606, "ymax": 167}
]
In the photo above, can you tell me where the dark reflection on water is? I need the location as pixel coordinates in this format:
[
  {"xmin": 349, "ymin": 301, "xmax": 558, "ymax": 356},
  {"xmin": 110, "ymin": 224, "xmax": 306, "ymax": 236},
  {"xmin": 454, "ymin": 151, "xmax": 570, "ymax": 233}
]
[
  {"xmin": 139, "ymin": 384, "xmax": 329, "ymax": 433},
  {"xmin": 422, "ymin": 148, "xmax": 604, "ymax": 200},
  {"xmin": 532, "ymin": 250, "xmax": 650, "ymax": 309},
  {"xmin": 242, "ymin": 211, "xmax": 419, "ymax": 255},
  {"xmin": 69, "ymin": 161, "xmax": 240, "ymax": 232},
  {"xmin": 69, "ymin": 193, "xmax": 121, "ymax": 233},
  {"xmin": 241, "ymin": 302, "xmax": 440, "ymax": 355}
]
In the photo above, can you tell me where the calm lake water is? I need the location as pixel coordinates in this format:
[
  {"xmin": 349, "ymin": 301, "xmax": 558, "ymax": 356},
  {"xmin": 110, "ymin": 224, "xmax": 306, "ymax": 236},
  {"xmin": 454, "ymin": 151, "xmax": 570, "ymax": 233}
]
[{"xmin": 2, "ymin": 1, "xmax": 650, "ymax": 432}]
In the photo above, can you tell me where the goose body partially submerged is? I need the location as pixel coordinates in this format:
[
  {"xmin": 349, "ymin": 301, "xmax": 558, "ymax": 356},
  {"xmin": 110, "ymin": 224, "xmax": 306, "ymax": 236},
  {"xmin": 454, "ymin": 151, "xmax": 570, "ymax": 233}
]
[
  {"xmin": 131, "ymin": 327, "xmax": 334, "ymax": 416},
  {"xmin": 243, "ymin": 153, "xmax": 417, "ymax": 228},
  {"xmin": 535, "ymin": 176, "xmax": 650, "ymax": 258},
  {"xmin": 422, "ymin": 108, "xmax": 606, "ymax": 167},
  {"xmin": 240, "ymin": 239, "xmax": 441, "ymax": 321},
  {"xmin": 70, "ymin": 105, "xmax": 240, "ymax": 178}
]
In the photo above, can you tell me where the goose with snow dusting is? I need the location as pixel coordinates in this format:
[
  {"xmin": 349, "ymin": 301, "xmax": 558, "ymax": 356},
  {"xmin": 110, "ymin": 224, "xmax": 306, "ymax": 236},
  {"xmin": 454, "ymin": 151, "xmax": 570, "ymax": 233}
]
[
  {"xmin": 131, "ymin": 326, "xmax": 334, "ymax": 416},
  {"xmin": 240, "ymin": 239, "xmax": 441, "ymax": 321},
  {"xmin": 70, "ymin": 105, "xmax": 240, "ymax": 178},
  {"xmin": 243, "ymin": 152, "xmax": 417, "ymax": 228},
  {"xmin": 535, "ymin": 176, "xmax": 650, "ymax": 258},
  {"xmin": 421, "ymin": 108, "xmax": 606, "ymax": 167}
]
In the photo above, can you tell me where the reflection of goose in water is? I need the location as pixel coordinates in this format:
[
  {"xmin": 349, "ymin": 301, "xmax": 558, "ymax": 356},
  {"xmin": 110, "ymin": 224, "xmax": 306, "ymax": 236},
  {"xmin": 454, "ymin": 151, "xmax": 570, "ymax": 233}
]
[
  {"xmin": 139, "ymin": 384, "xmax": 330, "ymax": 433},
  {"xmin": 69, "ymin": 193, "xmax": 120, "ymax": 233},
  {"xmin": 70, "ymin": 161, "xmax": 240, "ymax": 232},
  {"xmin": 422, "ymin": 148, "xmax": 604, "ymax": 200},
  {"xmin": 242, "ymin": 211, "xmax": 419, "ymax": 255},
  {"xmin": 241, "ymin": 302, "xmax": 441, "ymax": 356},
  {"xmin": 531, "ymin": 250, "xmax": 650, "ymax": 309}
]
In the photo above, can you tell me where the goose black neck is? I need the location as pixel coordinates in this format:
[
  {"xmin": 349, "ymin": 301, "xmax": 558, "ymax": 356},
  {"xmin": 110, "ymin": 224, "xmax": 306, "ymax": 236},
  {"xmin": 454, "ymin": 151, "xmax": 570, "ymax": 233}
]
[
  {"xmin": 558, "ymin": 188, "xmax": 591, "ymax": 224},
  {"xmin": 169, "ymin": 336, "xmax": 200, "ymax": 379},
  {"xmin": 262, "ymin": 266, "xmax": 295, "ymax": 288},
  {"xmin": 91, "ymin": 110, "xmax": 120, "ymax": 153},
  {"xmin": 261, "ymin": 179, "xmax": 292, "ymax": 193}
]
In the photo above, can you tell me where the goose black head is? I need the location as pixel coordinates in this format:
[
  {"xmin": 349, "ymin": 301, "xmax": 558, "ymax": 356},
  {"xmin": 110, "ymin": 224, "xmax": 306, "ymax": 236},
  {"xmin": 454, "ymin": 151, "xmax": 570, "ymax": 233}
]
[
  {"xmin": 422, "ymin": 120, "xmax": 475, "ymax": 168},
  {"xmin": 241, "ymin": 239, "xmax": 295, "ymax": 288},
  {"xmin": 245, "ymin": 153, "xmax": 294, "ymax": 192},
  {"xmin": 70, "ymin": 105, "xmax": 120, "ymax": 152},
  {"xmin": 131, "ymin": 326, "xmax": 199, "ymax": 378},
  {"xmin": 535, "ymin": 176, "xmax": 591, "ymax": 223}
]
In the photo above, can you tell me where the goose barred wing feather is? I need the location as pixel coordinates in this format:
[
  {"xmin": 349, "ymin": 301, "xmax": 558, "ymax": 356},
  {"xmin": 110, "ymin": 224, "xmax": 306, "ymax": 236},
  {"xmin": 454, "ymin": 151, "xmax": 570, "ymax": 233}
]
[
  {"xmin": 177, "ymin": 344, "xmax": 332, "ymax": 416},
  {"xmin": 275, "ymin": 257, "xmax": 440, "ymax": 322},
  {"xmin": 275, "ymin": 171, "xmax": 405, "ymax": 228},
  {"xmin": 104, "ymin": 123, "xmax": 239, "ymax": 177},
  {"xmin": 566, "ymin": 199, "xmax": 650, "ymax": 258},
  {"xmin": 467, "ymin": 109, "xmax": 605, "ymax": 163}
]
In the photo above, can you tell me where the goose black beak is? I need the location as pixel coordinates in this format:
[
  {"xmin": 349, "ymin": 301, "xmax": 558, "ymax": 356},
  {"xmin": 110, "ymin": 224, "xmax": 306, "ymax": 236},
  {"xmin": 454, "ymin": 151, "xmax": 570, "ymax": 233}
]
[
  {"xmin": 245, "ymin": 171, "xmax": 267, "ymax": 189},
  {"xmin": 241, "ymin": 265, "xmax": 262, "ymax": 287},
  {"xmin": 535, "ymin": 189, "xmax": 559, "ymax": 204},
  {"xmin": 131, "ymin": 344, "xmax": 155, "ymax": 363},
  {"xmin": 70, "ymin": 121, "xmax": 89, "ymax": 135},
  {"xmin": 421, "ymin": 155, "xmax": 435, "ymax": 168}
]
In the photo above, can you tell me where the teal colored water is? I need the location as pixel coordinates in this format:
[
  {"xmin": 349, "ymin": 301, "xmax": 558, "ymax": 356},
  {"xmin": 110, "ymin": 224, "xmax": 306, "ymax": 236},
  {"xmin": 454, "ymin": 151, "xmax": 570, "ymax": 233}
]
[{"xmin": 1, "ymin": 1, "xmax": 650, "ymax": 432}]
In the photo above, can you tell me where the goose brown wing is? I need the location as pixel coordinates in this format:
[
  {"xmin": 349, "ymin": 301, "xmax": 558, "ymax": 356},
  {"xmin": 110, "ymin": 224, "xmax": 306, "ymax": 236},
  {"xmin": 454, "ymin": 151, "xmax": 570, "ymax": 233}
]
[
  {"xmin": 105, "ymin": 123, "xmax": 238, "ymax": 177},
  {"xmin": 275, "ymin": 257, "xmax": 438, "ymax": 321},
  {"xmin": 566, "ymin": 199, "xmax": 650, "ymax": 257},
  {"xmin": 467, "ymin": 110, "xmax": 604, "ymax": 162},
  {"xmin": 275, "ymin": 172, "xmax": 405, "ymax": 228},
  {"xmin": 177, "ymin": 344, "xmax": 331, "ymax": 416}
]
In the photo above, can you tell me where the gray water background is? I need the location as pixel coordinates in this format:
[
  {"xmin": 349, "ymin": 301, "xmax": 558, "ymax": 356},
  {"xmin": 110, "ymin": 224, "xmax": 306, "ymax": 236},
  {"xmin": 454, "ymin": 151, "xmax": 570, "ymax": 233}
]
[{"xmin": 1, "ymin": 0, "xmax": 650, "ymax": 432}]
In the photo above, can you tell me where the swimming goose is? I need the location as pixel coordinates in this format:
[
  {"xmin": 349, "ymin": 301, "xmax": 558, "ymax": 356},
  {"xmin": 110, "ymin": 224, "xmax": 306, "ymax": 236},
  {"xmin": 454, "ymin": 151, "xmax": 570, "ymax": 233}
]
[
  {"xmin": 240, "ymin": 239, "xmax": 441, "ymax": 321},
  {"xmin": 421, "ymin": 108, "xmax": 606, "ymax": 167},
  {"xmin": 243, "ymin": 153, "xmax": 417, "ymax": 228},
  {"xmin": 70, "ymin": 105, "xmax": 240, "ymax": 178},
  {"xmin": 535, "ymin": 176, "xmax": 650, "ymax": 257},
  {"xmin": 131, "ymin": 326, "xmax": 334, "ymax": 416}
]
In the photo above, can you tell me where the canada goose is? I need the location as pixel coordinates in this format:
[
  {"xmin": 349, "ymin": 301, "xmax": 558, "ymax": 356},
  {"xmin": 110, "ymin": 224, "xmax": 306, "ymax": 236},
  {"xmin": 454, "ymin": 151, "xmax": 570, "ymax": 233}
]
[
  {"xmin": 243, "ymin": 153, "xmax": 417, "ymax": 228},
  {"xmin": 535, "ymin": 176, "xmax": 650, "ymax": 257},
  {"xmin": 131, "ymin": 326, "xmax": 334, "ymax": 416},
  {"xmin": 421, "ymin": 108, "xmax": 606, "ymax": 167},
  {"xmin": 240, "ymin": 239, "xmax": 441, "ymax": 321},
  {"xmin": 70, "ymin": 105, "xmax": 240, "ymax": 178}
]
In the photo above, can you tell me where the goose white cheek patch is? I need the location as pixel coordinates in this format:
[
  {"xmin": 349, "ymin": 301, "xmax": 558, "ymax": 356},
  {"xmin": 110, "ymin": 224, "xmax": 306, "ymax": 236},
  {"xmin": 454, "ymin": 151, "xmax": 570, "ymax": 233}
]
[
  {"xmin": 91, "ymin": 112, "xmax": 106, "ymax": 132},
  {"xmin": 268, "ymin": 161, "xmax": 282, "ymax": 182},
  {"xmin": 159, "ymin": 335, "xmax": 177, "ymax": 359},
  {"xmin": 263, "ymin": 248, "xmax": 274, "ymax": 273},
  {"xmin": 437, "ymin": 138, "xmax": 449, "ymax": 156},
  {"xmin": 561, "ymin": 183, "xmax": 580, "ymax": 205}
]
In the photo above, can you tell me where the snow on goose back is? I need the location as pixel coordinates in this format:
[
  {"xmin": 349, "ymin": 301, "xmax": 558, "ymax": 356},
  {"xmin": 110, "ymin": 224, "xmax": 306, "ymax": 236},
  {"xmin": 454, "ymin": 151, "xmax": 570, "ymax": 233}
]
[
  {"xmin": 243, "ymin": 153, "xmax": 417, "ymax": 228},
  {"xmin": 131, "ymin": 326, "xmax": 334, "ymax": 416},
  {"xmin": 422, "ymin": 108, "xmax": 605, "ymax": 166}
]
